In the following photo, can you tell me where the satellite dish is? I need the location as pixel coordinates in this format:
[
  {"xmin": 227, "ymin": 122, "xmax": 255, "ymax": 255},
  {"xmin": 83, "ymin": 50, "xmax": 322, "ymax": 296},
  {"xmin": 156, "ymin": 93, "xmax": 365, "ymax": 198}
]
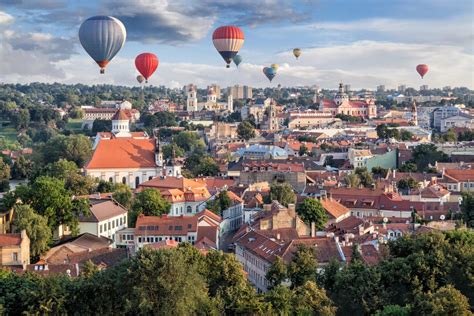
[
  {"xmin": 383, "ymin": 217, "xmax": 388, "ymax": 223},
  {"xmin": 440, "ymin": 215, "xmax": 445, "ymax": 221}
]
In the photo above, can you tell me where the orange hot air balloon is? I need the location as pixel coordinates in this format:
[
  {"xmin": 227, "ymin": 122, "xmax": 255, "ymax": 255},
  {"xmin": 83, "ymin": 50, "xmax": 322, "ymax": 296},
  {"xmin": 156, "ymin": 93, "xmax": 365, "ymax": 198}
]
[
  {"xmin": 135, "ymin": 53, "xmax": 159, "ymax": 83},
  {"xmin": 416, "ymin": 64, "xmax": 429, "ymax": 78}
]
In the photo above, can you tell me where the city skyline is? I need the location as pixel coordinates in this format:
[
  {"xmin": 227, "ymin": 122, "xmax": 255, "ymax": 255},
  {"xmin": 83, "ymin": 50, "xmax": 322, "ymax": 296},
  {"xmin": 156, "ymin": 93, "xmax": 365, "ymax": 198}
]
[{"xmin": 0, "ymin": 0, "xmax": 472, "ymax": 89}]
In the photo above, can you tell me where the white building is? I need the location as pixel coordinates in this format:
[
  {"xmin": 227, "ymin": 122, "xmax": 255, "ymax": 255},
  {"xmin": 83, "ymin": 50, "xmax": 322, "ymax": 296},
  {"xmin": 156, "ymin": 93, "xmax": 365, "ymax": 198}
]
[
  {"xmin": 186, "ymin": 86, "xmax": 233, "ymax": 112},
  {"xmin": 78, "ymin": 198, "xmax": 128, "ymax": 246},
  {"xmin": 348, "ymin": 148, "xmax": 373, "ymax": 168}
]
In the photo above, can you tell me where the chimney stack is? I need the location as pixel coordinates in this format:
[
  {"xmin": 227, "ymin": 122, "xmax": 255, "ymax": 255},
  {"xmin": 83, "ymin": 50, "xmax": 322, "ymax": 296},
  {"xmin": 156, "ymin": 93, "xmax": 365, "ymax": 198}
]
[
  {"xmin": 288, "ymin": 203, "xmax": 296, "ymax": 217},
  {"xmin": 311, "ymin": 222, "xmax": 316, "ymax": 237}
]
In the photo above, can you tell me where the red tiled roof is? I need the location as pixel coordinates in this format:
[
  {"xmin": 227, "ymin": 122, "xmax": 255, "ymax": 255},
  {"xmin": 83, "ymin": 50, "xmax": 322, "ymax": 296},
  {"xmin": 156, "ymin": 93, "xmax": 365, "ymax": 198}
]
[
  {"xmin": 86, "ymin": 138, "xmax": 157, "ymax": 169},
  {"xmin": 319, "ymin": 198, "xmax": 350, "ymax": 219},
  {"xmin": 111, "ymin": 109, "xmax": 130, "ymax": 120},
  {"xmin": 0, "ymin": 234, "xmax": 21, "ymax": 246},
  {"xmin": 444, "ymin": 169, "xmax": 474, "ymax": 182}
]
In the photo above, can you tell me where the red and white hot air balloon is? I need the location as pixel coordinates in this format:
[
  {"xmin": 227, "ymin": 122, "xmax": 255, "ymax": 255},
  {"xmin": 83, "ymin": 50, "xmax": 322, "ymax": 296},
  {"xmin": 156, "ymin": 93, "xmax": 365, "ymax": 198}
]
[
  {"xmin": 416, "ymin": 64, "xmax": 429, "ymax": 79},
  {"xmin": 135, "ymin": 53, "xmax": 159, "ymax": 83},
  {"xmin": 212, "ymin": 26, "xmax": 244, "ymax": 68}
]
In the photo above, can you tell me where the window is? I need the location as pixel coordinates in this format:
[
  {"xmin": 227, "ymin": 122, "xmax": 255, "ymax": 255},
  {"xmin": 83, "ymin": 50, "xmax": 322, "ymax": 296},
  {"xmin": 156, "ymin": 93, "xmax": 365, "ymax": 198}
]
[
  {"xmin": 108, "ymin": 177, "xmax": 113, "ymax": 183},
  {"xmin": 112, "ymin": 221, "xmax": 115, "ymax": 229},
  {"xmin": 135, "ymin": 176, "xmax": 140, "ymax": 188},
  {"xmin": 187, "ymin": 206, "xmax": 192, "ymax": 213},
  {"xmin": 122, "ymin": 177, "xmax": 127, "ymax": 184},
  {"xmin": 149, "ymin": 176, "xmax": 153, "ymax": 180},
  {"xmin": 100, "ymin": 225, "xmax": 103, "ymax": 233},
  {"xmin": 108, "ymin": 222, "xmax": 111, "ymax": 230},
  {"xmin": 12, "ymin": 252, "xmax": 18, "ymax": 261}
]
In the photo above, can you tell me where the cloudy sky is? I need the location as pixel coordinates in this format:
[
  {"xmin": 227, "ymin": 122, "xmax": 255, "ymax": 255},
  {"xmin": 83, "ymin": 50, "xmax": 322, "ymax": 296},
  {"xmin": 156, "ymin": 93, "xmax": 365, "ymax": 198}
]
[{"xmin": 0, "ymin": 0, "xmax": 472, "ymax": 89}]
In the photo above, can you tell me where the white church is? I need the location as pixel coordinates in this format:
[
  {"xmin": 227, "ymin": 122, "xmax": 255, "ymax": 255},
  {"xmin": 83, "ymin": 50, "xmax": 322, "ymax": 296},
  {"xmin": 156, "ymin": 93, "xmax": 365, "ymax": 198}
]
[{"xmin": 186, "ymin": 86, "xmax": 233, "ymax": 112}]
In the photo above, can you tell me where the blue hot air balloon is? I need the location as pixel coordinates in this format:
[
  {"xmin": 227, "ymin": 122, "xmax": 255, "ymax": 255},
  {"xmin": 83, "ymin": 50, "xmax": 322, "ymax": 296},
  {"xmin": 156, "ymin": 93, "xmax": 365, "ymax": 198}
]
[
  {"xmin": 79, "ymin": 16, "xmax": 127, "ymax": 74},
  {"xmin": 233, "ymin": 55, "xmax": 242, "ymax": 67},
  {"xmin": 263, "ymin": 67, "xmax": 276, "ymax": 82}
]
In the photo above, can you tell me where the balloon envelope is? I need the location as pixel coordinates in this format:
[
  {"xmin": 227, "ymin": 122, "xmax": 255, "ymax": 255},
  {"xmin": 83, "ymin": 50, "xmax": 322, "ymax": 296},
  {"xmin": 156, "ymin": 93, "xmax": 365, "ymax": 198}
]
[
  {"xmin": 212, "ymin": 26, "xmax": 244, "ymax": 68},
  {"xmin": 79, "ymin": 16, "xmax": 126, "ymax": 73},
  {"xmin": 137, "ymin": 75, "xmax": 145, "ymax": 84},
  {"xmin": 263, "ymin": 67, "xmax": 276, "ymax": 82},
  {"xmin": 293, "ymin": 48, "xmax": 301, "ymax": 59},
  {"xmin": 416, "ymin": 64, "xmax": 429, "ymax": 78},
  {"xmin": 271, "ymin": 63, "xmax": 279, "ymax": 72},
  {"xmin": 233, "ymin": 54, "xmax": 242, "ymax": 67},
  {"xmin": 135, "ymin": 53, "xmax": 159, "ymax": 82}
]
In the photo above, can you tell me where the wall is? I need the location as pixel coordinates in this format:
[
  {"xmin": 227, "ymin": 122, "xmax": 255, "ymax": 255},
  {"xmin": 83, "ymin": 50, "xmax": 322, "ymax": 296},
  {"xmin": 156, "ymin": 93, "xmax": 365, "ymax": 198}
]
[{"xmin": 366, "ymin": 149, "xmax": 398, "ymax": 171}]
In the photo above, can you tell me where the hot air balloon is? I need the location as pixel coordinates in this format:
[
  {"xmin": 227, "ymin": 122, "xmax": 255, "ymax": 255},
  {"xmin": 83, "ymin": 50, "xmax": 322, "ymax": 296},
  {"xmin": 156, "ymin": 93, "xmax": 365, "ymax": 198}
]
[
  {"xmin": 135, "ymin": 53, "xmax": 159, "ymax": 83},
  {"xmin": 79, "ymin": 16, "xmax": 126, "ymax": 74},
  {"xmin": 416, "ymin": 64, "xmax": 429, "ymax": 79},
  {"xmin": 293, "ymin": 48, "xmax": 301, "ymax": 59},
  {"xmin": 271, "ymin": 63, "xmax": 279, "ymax": 72},
  {"xmin": 136, "ymin": 75, "xmax": 145, "ymax": 84},
  {"xmin": 212, "ymin": 26, "xmax": 244, "ymax": 68},
  {"xmin": 233, "ymin": 55, "xmax": 242, "ymax": 67},
  {"xmin": 263, "ymin": 67, "xmax": 276, "ymax": 82}
]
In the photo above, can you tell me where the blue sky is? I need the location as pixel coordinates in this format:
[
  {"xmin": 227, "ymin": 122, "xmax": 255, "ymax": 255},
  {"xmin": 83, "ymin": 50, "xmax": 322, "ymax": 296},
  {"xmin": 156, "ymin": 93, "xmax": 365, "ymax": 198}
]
[{"xmin": 0, "ymin": 0, "xmax": 472, "ymax": 89}]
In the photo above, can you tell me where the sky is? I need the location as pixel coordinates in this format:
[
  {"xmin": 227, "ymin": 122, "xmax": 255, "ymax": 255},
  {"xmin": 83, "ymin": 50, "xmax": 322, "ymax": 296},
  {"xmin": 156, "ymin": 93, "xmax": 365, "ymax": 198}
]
[{"xmin": 0, "ymin": 0, "xmax": 472, "ymax": 89}]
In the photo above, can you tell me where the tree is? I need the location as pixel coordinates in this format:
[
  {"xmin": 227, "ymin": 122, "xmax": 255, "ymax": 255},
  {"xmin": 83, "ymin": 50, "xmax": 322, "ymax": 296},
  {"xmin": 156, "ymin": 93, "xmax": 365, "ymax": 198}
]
[
  {"xmin": 372, "ymin": 167, "xmax": 388, "ymax": 178},
  {"xmin": 374, "ymin": 305, "xmax": 411, "ymax": 316},
  {"xmin": 268, "ymin": 182, "xmax": 296, "ymax": 207},
  {"xmin": 112, "ymin": 184, "xmax": 132, "ymax": 208},
  {"xmin": 11, "ymin": 156, "xmax": 32, "ymax": 180},
  {"xmin": 162, "ymin": 144, "xmax": 185, "ymax": 160},
  {"xmin": 91, "ymin": 119, "xmax": 111, "ymax": 134},
  {"xmin": 376, "ymin": 124, "xmax": 389, "ymax": 139},
  {"xmin": 0, "ymin": 157, "xmax": 11, "ymax": 192},
  {"xmin": 13, "ymin": 204, "xmax": 52, "ymax": 257},
  {"xmin": 266, "ymin": 256, "xmax": 287, "ymax": 288},
  {"xmin": 299, "ymin": 143, "xmax": 308, "ymax": 156},
  {"xmin": 11, "ymin": 109, "xmax": 30, "ymax": 130},
  {"xmin": 297, "ymin": 198, "xmax": 328, "ymax": 229},
  {"xmin": 460, "ymin": 192, "xmax": 474, "ymax": 228},
  {"xmin": 34, "ymin": 135, "xmax": 92, "ymax": 168},
  {"xmin": 288, "ymin": 245, "xmax": 318, "ymax": 288},
  {"xmin": 324, "ymin": 155, "xmax": 334, "ymax": 167},
  {"xmin": 192, "ymin": 156, "xmax": 219, "ymax": 177},
  {"xmin": 172, "ymin": 131, "xmax": 204, "ymax": 152},
  {"xmin": 399, "ymin": 129, "xmax": 414, "ymax": 141},
  {"xmin": 130, "ymin": 189, "xmax": 171, "ymax": 226},
  {"xmin": 411, "ymin": 144, "xmax": 449, "ymax": 172},
  {"xmin": 344, "ymin": 173, "xmax": 361, "ymax": 188},
  {"xmin": 399, "ymin": 162, "xmax": 417, "ymax": 172},
  {"xmin": 206, "ymin": 190, "xmax": 232, "ymax": 215},
  {"xmin": 397, "ymin": 177, "xmax": 419, "ymax": 190},
  {"xmin": 237, "ymin": 120, "xmax": 256, "ymax": 140},
  {"xmin": 265, "ymin": 285, "xmax": 294, "ymax": 315},
  {"xmin": 355, "ymin": 167, "xmax": 374, "ymax": 187},
  {"xmin": 413, "ymin": 285, "xmax": 471, "ymax": 316},
  {"xmin": 293, "ymin": 281, "xmax": 337, "ymax": 316}
]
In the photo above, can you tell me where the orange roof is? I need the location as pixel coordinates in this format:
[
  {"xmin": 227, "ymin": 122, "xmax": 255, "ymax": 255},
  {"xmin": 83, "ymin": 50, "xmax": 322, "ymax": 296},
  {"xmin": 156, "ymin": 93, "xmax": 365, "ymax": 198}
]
[
  {"xmin": 444, "ymin": 169, "xmax": 474, "ymax": 182},
  {"xmin": 320, "ymin": 198, "xmax": 350, "ymax": 219},
  {"xmin": 86, "ymin": 138, "xmax": 157, "ymax": 169},
  {"xmin": 111, "ymin": 109, "xmax": 130, "ymax": 120},
  {"xmin": 0, "ymin": 234, "xmax": 21, "ymax": 247},
  {"xmin": 225, "ymin": 190, "xmax": 244, "ymax": 204},
  {"xmin": 140, "ymin": 176, "xmax": 207, "ymax": 190}
]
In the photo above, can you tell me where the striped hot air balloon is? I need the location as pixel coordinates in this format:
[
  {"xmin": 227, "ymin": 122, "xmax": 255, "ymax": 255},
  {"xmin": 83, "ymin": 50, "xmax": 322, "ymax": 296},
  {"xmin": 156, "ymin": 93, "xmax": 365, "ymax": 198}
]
[
  {"xmin": 135, "ymin": 53, "xmax": 159, "ymax": 83},
  {"xmin": 212, "ymin": 26, "xmax": 244, "ymax": 68},
  {"xmin": 79, "ymin": 16, "xmax": 126, "ymax": 74}
]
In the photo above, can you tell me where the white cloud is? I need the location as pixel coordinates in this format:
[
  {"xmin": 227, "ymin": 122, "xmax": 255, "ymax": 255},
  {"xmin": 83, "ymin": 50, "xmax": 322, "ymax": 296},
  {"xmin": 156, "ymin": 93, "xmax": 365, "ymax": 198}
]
[{"xmin": 0, "ymin": 11, "xmax": 14, "ymax": 24}]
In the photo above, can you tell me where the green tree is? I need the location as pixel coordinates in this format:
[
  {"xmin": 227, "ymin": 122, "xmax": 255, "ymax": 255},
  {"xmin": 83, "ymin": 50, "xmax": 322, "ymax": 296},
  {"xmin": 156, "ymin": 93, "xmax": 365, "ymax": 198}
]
[
  {"xmin": 376, "ymin": 124, "xmax": 389, "ymax": 139},
  {"xmin": 266, "ymin": 256, "xmax": 287, "ymax": 288},
  {"xmin": 411, "ymin": 144, "xmax": 449, "ymax": 172},
  {"xmin": 162, "ymin": 143, "xmax": 185, "ymax": 160},
  {"xmin": 374, "ymin": 305, "xmax": 411, "ymax": 316},
  {"xmin": 399, "ymin": 162, "xmax": 417, "ymax": 172},
  {"xmin": 206, "ymin": 190, "xmax": 232, "ymax": 215},
  {"xmin": 265, "ymin": 285, "xmax": 294, "ymax": 315},
  {"xmin": 288, "ymin": 245, "xmax": 318, "ymax": 288},
  {"xmin": 268, "ymin": 182, "xmax": 296, "ymax": 207},
  {"xmin": 355, "ymin": 167, "xmax": 374, "ymax": 187},
  {"xmin": 13, "ymin": 204, "xmax": 52, "ymax": 257},
  {"xmin": 293, "ymin": 281, "xmax": 337, "ymax": 316},
  {"xmin": 237, "ymin": 120, "xmax": 256, "ymax": 140},
  {"xmin": 112, "ymin": 183, "xmax": 132, "ymax": 208},
  {"xmin": 11, "ymin": 156, "xmax": 32, "ymax": 179},
  {"xmin": 192, "ymin": 156, "xmax": 219, "ymax": 177},
  {"xmin": 344, "ymin": 173, "xmax": 361, "ymax": 188},
  {"xmin": 372, "ymin": 167, "xmax": 388, "ymax": 177},
  {"xmin": 173, "ymin": 131, "xmax": 204, "ymax": 152},
  {"xmin": 397, "ymin": 177, "xmax": 419, "ymax": 190},
  {"xmin": 11, "ymin": 109, "xmax": 30, "ymax": 130},
  {"xmin": 460, "ymin": 192, "xmax": 474, "ymax": 227},
  {"xmin": 413, "ymin": 285, "xmax": 471, "ymax": 316},
  {"xmin": 297, "ymin": 198, "xmax": 328, "ymax": 229},
  {"xmin": 399, "ymin": 129, "xmax": 414, "ymax": 141},
  {"xmin": 91, "ymin": 119, "xmax": 111, "ymax": 134},
  {"xmin": 130, "ymin": 189, "xmax": 171, "ymax": 226},
  {"xmin": 35, "ymin": 135, "xmax": 92, "ymax": 167},
  {"xmin": 299, "ymin": 143, "xmax": 308, "ymax": 156},
  {"xmin": 0, "ymin": 157, "xmax": 11, "ymax": 192}
]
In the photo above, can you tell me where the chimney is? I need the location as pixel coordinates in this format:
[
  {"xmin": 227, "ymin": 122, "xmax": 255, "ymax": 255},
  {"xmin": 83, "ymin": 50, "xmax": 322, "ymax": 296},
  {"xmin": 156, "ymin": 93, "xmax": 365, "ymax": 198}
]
[
  {"xmin": 288, "ymin": 204, "xmax": 296, "ymax": 217},
  {"xmin": 20, "ymin": 229, "xmax": 27, "ymax": 240},
  {"xmin": 276, "ymin": 233, "xmax": 281, "ymax": 240},
  {"xmin": 311, "ymin": 222, "xmax": 316, "ymax": 237},
  {"xmin": 392, "ymin": 169, "xmax": 396, "ymax": 179}
]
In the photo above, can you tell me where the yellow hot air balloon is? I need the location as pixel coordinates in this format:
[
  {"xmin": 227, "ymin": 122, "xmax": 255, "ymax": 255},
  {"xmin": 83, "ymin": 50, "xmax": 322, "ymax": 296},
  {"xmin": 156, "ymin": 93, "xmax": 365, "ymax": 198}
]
[
  {"xmin": 293, "ymin": 48, "xmax": 301, "ymax": 59},
  {"xmin": 271, "ymin": 63, "xmax": 279, "ymax": 72}
]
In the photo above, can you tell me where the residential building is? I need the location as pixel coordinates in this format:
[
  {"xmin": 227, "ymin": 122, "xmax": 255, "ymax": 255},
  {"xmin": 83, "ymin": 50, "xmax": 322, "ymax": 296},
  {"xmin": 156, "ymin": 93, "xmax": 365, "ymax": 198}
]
[
  {"xmin": 78, "ymin": 198, "xmax": 128, "ymax": 245},
  {"xmin": 432, "ymin": 106, "xmax": 462, "ymax": 129},
  {"xmin": 137, "ymin": 176, "xmax": 211, "ymax": 216},
  {"xmin": 128, "ymin": 210, "xmax": 221, "ymax": 251},
  {"xmin": 348, "ymin": 148, "xmax": 373, "ymax": 168},
  {"xmin": 235, "ymin": 145, "xmax": 288, "ymax": 160},
  {"xmin": 239, "ymin": 162, "xmax": 307, "ymax": 192},
  {"xmin": 228, "ymin": 85, "xmax": 253, "ymax": 99},
  {"xmin": 0, "ymin": 231, "xmax": 30, "ymax": 267},
  {"xmin": 287, "ymin": 111, "xmax": 338, "ymax": 129},
  {"xmin": 439, "ymin": 113, "xmax": 474, "ymax": 132},
  {"xmin": 440, "ymin": 169, "xmax": 474, "ymax": 192},
  {"xmin": 81, "ymin": 104, "xmax": 140, "ymax": 129}
]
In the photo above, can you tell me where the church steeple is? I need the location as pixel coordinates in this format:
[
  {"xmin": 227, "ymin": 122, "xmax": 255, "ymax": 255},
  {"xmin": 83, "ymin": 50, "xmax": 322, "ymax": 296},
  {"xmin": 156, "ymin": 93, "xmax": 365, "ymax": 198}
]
[
  {"xmin": 111, "ymin": 109, "xmax": 131, "ymax": 137},
  {"xmin": 334, "ymin": 82, "xmax": 349, "ymax": 105},
  {"xmin": 411, "ymin": 100, "xmax": 418, "ymax": 126}
]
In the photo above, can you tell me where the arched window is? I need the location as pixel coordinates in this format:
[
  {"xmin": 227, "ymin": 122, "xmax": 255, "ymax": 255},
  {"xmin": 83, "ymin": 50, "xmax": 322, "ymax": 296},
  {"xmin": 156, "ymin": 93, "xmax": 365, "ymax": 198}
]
[
  {"xmin": 135, "ymin": 176, "xmax": 140, "ymax": 188},
  {"xmin": 108, "ymin": 177, "xmax": 113, "ymax": 183},
  {"xmin": 187, "ymin": 206, "xmax": 192, "ymax": 213},
  {"xmin": 122, "ymin": 177, "xmax": 126, "ymax": 184},
  {"xmin": 148, "ymin": 176, "xmax": 153, "ymax": 180}
]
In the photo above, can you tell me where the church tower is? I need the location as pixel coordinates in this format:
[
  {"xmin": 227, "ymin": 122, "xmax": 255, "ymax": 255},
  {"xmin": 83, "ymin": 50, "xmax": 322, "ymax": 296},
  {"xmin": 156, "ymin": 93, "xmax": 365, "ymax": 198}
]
[
  {"xmin": 186, "ymin": 86, "xmax": 198, "ymax": 111},
  {"xmin": 111, "ymin": 109, "xmax": 131, "ymax": 137},
  {"xmin": 334, "ymin": 82, "xmax": 349, "ymax": 106},
  {"xmin": 411, "ymin": 100, "xmax": 418, "ymax": 126},
  {"xmin": 268, "ymin": 100, "xmax": 279, "ymax": 131},
  {"xmin": 207, "ymin": 87, "xmax": 217, "ymax": 104},
  {"xmin": 165, "ymin": 148, "xmax": 182, "ymax": 178}
]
